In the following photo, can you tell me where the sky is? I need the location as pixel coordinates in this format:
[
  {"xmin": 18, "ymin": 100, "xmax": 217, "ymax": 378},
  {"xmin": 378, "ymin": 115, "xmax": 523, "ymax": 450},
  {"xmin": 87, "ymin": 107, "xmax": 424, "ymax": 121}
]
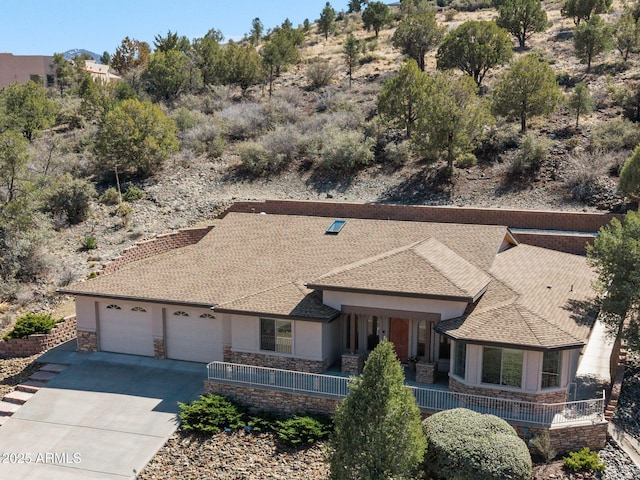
[{"xmin": 1, "ymin": 0, "xmax": 343, "ymax": 57}]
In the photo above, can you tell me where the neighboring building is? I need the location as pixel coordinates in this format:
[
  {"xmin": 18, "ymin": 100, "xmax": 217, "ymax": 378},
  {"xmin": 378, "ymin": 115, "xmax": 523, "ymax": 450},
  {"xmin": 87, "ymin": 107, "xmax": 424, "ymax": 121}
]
[
  {"xmin": 0, "ymin": 53, "xmax": 54, "ymax": 89},
  {"xmin": 61, "ymin": 209, "xmax": 598, "ymax": 406},
  {"xmin": 83, "ymin": 60, "xmax": 121, "ymax": 83}
]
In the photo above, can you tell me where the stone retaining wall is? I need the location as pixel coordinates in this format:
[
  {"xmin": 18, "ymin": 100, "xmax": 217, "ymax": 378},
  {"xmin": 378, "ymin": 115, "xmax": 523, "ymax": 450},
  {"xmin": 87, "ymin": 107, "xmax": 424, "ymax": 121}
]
[
  {"xmin": 223, "ymin": 346, "xmax": 326, "ymax": 373},
  {"xmin": 101, "ymin": 225, "xmax": 214, "ymax": 275},
  {"xmin": 0, "ymin": 315, "xmax": 77, "ymax": 358}
]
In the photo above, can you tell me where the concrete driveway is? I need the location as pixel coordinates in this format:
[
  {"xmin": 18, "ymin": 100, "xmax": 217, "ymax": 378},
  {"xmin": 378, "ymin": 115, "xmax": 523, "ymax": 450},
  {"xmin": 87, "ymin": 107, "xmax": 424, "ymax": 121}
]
[{"xmin": 0, "ymin": 344, "xmax": 205, "ymax": 479}]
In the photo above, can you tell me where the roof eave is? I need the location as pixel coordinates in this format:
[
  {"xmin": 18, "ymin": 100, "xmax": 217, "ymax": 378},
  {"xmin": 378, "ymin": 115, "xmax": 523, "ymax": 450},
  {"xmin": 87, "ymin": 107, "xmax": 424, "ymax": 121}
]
[
  {"xmin": 56, "ymin": 290, "xmax": 215, "ymax": 309},
  {"xmin": 306, "ymin": 283, "xmax": 475, "ymax": 303},
  {"xmin": 212, "ymin": 306, "xmax": 341, "ymax": 323}
]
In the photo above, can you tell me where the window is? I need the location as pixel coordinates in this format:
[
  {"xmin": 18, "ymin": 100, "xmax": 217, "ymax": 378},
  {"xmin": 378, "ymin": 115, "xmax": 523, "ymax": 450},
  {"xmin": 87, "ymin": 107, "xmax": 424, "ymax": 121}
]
[
  {"xmin": 261, "ymin": 318, "xmax": 292, "ymax": 354},
  {"xmin": 200, "ymin": 313, "xmax": 215, "ymax": 319},
  {"xmin": 325, "ymin": 219, "xmax": 346, "ymax": 235},
  {"xmin": 439, "ymin": 336, "xmax": 451, "ymax": 359},
  {"xmin": 541, "ymin": 350, "xmax": 562, "ymax": 389},
  {"xmin": 106, "ymin": 304, "xmax": 121, "ymax": 310},
  {"xmin": 131, "ymin": 307, "xmax": 146, "ymax": 312},
  {"xmin": 173, "ymin": 311, "xmax": 189, "ymax": 317},
  {"xmin": 417, "ymin": 320, "xmax": 428, "ymax": 357},
  {"xmin": 482, "ymin": 347, "xmax": 523, "ymax": 388},
  {"xmin": 454, "ymin": 341, "xmax": 467, "ymax": 379},
  {"xmin": 367, "ymin": 316, "xmax": 380, "ymax": 351}
]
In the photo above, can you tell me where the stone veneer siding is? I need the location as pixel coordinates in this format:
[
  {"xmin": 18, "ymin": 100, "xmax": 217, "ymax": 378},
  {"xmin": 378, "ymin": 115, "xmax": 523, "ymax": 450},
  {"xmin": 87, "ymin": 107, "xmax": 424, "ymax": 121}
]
[
  {"xmin": 341, "ymin": 353, "xmax": 366, "ymax": 375},
  {"xmin": 153, "ymin": 338, "xmax": 166, "ymax": 359},
  {"xmin": 205, "ymin": 381, "xmax": 339, "ymax": 416},
  {"xmin": 77, "ymin": 330, "xmax": 97, "ymax": 352},
  {"xmin": 0, "ymin": 315, "xmax": 77, "ymax": 358},
  {"xmin": 449, "ymin": 376, "xmax": 568, "ymax": 405},
  {"xmin": 416, "ymin": 361, "xmax": 438, "ymax": 384},
  {"xmin": 223, "ymin": 346, "xmax": 326, "ymax": 373}
]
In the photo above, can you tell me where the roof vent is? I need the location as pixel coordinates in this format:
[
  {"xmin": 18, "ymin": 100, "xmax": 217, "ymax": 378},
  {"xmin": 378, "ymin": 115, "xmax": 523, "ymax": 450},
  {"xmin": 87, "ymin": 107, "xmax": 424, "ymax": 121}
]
[{"xmin": 325, "ymin": 219, "xmax": 346, "ymax": 235}]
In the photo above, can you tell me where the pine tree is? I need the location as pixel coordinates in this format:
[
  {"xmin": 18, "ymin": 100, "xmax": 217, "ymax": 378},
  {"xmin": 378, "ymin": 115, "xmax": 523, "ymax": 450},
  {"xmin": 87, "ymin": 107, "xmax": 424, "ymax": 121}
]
[
  {"xmin": 318, "ymin": 2, "xmax": 336, "ymax": 40},
  {"xmin": 574, "ymin": 15, "xmax": 613, "ymax": 72},
  {"xmin": 496, "ymin": 0, "xmax": 548, "ymax": 49},
  {"xmin": 344, "ymin": 34, "xmax": 361, "ymax": 88},
  {"xmin": 329, "ymin": 340, "xmax": 426, "ymax": 480},
  {"xmin": 567, "ymin": 82, "xmax": 593, "ymax": 127}
]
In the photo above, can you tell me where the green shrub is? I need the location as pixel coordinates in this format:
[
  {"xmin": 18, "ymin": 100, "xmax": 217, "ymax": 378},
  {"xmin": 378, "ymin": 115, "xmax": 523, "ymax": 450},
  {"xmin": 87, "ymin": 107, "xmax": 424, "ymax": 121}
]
[
  {"xmin": 424, "ymin": 408, "xmax": 532, "ymax": 480},
  {"xmin": 114, "ymin": 202, "xmax": 134, "ymax": 227},
  {"xmin": 456, "ymin": 152, "xmax": 477, "ymax": 169},
  {"xmin": 178, "ymin": 395, "xmax": 246, "ymax": 434},
  {"xmin": 4, "ymin": 313, "xmax": 62, "ymax": 339},
  {"xmin": 563, "ymin": 447, "xmax": 606, "ymax": 473},
  {"xmin": 306, "ymin": 60, "xmax": 336, "ymax": 90},
  {"xmin": 45, "ymin": 174, "xmax": 96, "ymax": 225},
  {"xmin": 510, "ymin": 134, "xmax": 549, "ymax": 175},
  {"xmin": 237, "ymin": 141, "xmax": 284, "ymax": 176},
  {"xmin": 318, "ymin": 128, "xmax": 375, "ymax": 173},
  {"xmin": 530, "ymin": 430, "xmax": 557, "ymax": 463},
  {"xmin": 122, "ymin": 185, "xmax": 145, "ymax": 202},
  {"xmin": 247, "ymin": 410, "xmax": 282, "ymax": 433},
  {"xmin": 274, "ymin": 414, "xmax": 332, "ymax": 446},
  {"xmin": 99, "ymin": 187, "xmax": 120, "ymax": 205},
  {"xmin": 182, "ymin": 123, "xmax": 225, "ymax": 159},
  {"xmin": 589, "ymin": 117, "xmax": 640, "ymax": 152},
  {"xmin": 173, "ymin": 107, "xmax": 197, "ymax": 132},
  {"xmin": 81, "ymin": 235, "xmax": 97, "ymax": 250},
  {"xmin": 384, "ymin": 140, "xmax": 413, "ymax": 167}
]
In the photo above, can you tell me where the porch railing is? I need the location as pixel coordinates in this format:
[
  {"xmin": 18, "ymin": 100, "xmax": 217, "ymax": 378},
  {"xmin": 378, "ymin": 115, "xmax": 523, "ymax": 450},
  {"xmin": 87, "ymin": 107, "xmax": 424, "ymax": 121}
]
[{"xmin": 206, "ymin": 361, "xmax": 605, "ymax": 427}]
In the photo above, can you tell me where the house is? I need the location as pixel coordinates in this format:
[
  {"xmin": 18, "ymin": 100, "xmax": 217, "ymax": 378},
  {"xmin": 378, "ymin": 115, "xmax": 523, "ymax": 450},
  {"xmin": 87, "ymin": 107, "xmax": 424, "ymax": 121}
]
[
  {"xmin": 0, "ymin": 53, "xmax": 54, "ymax": 89},
  {"xmin": 60, "ymin": 208, "xmax": 600, "ymax": 410},
  {"xmin": 82, "ymin": 60, "xmax": 121, "ymax": 83}
]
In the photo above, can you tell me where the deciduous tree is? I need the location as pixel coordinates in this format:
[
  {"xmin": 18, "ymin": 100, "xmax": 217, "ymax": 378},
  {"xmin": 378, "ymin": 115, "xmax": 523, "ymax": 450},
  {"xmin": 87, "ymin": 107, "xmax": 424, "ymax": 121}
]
[
  {"xmin": 492, "ymin": 53, "xmax": 561, "ymax": 133},
  {"xmin": 496, "ymin": 0, "xmax": 548, "ymax": 49},
  {"xmin": 362, "ymin": 1, "xmax": 392, "ymax": 38},
  {"xmin": 391, "ymin": 4, "xmax": 445, "ymax": 71},
  {"xmin": 436, "ymin": 20, "xmax": 513, "ymax": 87},
  {"xmin": 587, "ymin": 209, "xmax": 640, "ymax": 352},
  {"xmin": 329, "ymin": 340, "xmax": 426, "ymax": 480},
  {"xmin": 574, "ymin": 15, "xmax": 613, "ymax": 72}
]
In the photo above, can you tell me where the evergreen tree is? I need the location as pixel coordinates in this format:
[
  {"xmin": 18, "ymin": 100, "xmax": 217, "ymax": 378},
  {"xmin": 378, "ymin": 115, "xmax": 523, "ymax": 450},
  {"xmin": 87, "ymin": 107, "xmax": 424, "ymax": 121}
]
[
  {"xmin": 496, "ymin": 0, "xmax": 548, "ymax": 49},
  {"xmin": 567, "ymin": 81, "xmax": 593, "ymax": 127},
  {"xmin": 344, "ymin": 34, "xmax": 361, "ymax": 88},
  {"xmin": 587, "ymin": 209, "xmax": 640, "ymax": 352},
  {"xmin": 378, "ymin": 59, "xmax": 429, "ymax": 138},
  {"xmin": 249, "ymin": 18, "xmax": 264, "ymax": 45},
  {"xmin": 329, "ymin": 340, "xmax": 426, "ymax": 480},
  {"xmin": 391, "ymin": 4, "xmax": 444, "ymax": 71},
  {"xmin": 492, "ymin": 53, "xmax": 561, "ymax": 133},
  {"xmin": 111, "ymin": 37, "xmax": 150, "ymax": 75},
  {"xmin": 0, "ymin": 131, "xmax": 29, "ymax": 204},
  {"xmin": 574, "ymin": 15, "xmax": 613, "ymax": 72},
  {"xmin": 436, "ymin": 20, "xmax": 513, "ymax": 87},
  {"xmin": 143, "ymin": 49, "xmax": 193, "ymax": 102},
  {"xmin": 51, "ymin": 53, "xmax": 75, "ymax": 97},
  {"xmin": 614, "ymin": 13, "xmax": 639, "ymax": 61},
  {"xmin": 619, "ymin": 145, "xmax": 640, "ymax": 201},
  {"xmin": 318, "ymin": 2, "xmax": 336, "ymax": 40},
  {"xmin": 0, "ymin": 81, "xmax": 57, "ymax": 142},
  {"xmin": 561, "ymin": 0, "xmax": 612, "ymax": 25},
  {"xmin": 348, "ymin": 0, "xmax": 365, "ymax": 13},
  {"xmin": 362, "ymin": 1, "xmax": 392, "ymax": 38}
]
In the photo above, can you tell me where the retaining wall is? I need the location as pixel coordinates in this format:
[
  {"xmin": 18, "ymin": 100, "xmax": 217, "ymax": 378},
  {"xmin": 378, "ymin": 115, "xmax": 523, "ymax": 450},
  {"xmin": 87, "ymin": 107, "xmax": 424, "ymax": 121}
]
[{"xmin": 0, "ymin": 315, "xmax": 77, "ymax": 358}]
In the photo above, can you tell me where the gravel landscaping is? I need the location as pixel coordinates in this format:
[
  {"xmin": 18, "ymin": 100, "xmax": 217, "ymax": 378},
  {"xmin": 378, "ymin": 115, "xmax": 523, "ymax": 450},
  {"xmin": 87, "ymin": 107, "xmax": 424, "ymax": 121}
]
[
  {"xmin": 613, "ymin": 353, "xmax": 640, "ymax": 443},
  {"xmin": 0, "ymin": 355, "xmax": 41, "ymax": 399}
]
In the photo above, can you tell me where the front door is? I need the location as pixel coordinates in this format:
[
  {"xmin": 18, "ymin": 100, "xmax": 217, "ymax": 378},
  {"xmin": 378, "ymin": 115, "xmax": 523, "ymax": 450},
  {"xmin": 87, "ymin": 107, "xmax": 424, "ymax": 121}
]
[{"xmin": 389, "ymin": 317, "xmax": 410, "ymax": 362}]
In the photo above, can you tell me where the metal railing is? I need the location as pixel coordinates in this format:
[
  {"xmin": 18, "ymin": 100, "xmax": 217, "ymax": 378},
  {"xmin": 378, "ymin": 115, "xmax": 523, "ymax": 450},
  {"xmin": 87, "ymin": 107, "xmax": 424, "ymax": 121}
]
[{"xmin": 207, "ymin": 361, "xmax": 605, "ymax": 427}]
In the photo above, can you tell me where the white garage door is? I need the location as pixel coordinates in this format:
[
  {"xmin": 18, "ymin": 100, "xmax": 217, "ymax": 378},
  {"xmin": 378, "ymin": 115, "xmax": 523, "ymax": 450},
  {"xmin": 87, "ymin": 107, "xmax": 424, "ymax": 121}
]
[
  {"xmin": 166, "ymin": 310, "xmax": 222, "ymax": 363},
  {"xmin": 99, "ymin": 303, "xmax": 154, "ymax": 356}
]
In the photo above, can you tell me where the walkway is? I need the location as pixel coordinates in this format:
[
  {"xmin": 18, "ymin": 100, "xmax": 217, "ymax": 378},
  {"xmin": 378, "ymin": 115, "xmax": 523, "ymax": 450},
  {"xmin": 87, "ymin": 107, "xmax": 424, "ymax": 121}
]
[
  {"xmin": 574, "ymin": 319, "xmax": 615, "ymax": 400},
  {"xmin": 0, "ymin": 341, "xmax": 205, "ymax": 479}
]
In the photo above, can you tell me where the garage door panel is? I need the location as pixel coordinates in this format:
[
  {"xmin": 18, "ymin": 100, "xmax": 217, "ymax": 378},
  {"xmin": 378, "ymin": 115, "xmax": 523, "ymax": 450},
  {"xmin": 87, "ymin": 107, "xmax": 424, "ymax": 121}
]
[
  {"xmin": 99, "ymin": 304, "xmax": 154, "ymax": 356},
  {"xmin": 166, "ymin": 313, "xmax": 222, "ymax": 363}
]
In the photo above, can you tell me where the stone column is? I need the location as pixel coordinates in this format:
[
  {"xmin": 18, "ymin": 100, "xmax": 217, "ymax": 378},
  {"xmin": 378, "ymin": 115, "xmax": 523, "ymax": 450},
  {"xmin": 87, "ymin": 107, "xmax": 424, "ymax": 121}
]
[{"xmin": 416, "ymin": 360, "xmax": 438, "ymax": 384}]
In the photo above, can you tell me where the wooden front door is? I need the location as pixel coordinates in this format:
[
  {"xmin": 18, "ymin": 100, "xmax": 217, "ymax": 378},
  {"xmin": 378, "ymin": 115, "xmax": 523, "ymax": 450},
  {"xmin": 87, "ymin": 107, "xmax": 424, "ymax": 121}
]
[{"xmin": 389, "ymin": 317, "xmax": 410, "ymax": 362}]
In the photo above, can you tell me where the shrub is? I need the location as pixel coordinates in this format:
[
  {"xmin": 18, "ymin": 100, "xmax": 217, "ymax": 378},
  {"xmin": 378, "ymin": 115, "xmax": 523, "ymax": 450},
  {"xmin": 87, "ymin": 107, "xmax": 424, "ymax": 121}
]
[
  {"xmin": 178, "ymin": 394, "xmax": 245, "ymax": 434},
  {"xmin": 99, "ymin": 187, "xmax": 120, "ymax": 205},
  {"xmin": 510, "ymin": 134, "xmax": 549, "ymax": 175},
  {"xmin": 589, "ymin": 117, "xmax": 640, "ymax": 152},
  {"xmin": 122, "ymin": 185, "xmax": 145, "ymax": 202},
  {"xmin": 260, "ymin": 125, "xmax": 304, "ymax": 164},
  {"xmin": 318, "ymin": 128, "xmax": 375, "ymax": 173},
  {"xmin": 384, "ymin": 140, "xmax": 413, "ymax": 167},
  {"xmin": 182, "ymin": 123, "xmax": 225, "ymax": 159},
  {"xmin": 81, "ymin": 235, "xmax": 98, "ymax": 250},
  {"xmin": 237, "ymin": 141, "xmax": 277, "ymax": 176},
  {"xmin": 4, "ymin": 313, "xmax": 62, "ymax": 339},
  {"xmin": 456, "ymin": 152, "xmax": 477, "ymax": 169},
  {"xmin": 306, "ymin": 60, "xmax": 336, "ymax": 90},
  {"xmin": 424, "ymin": 408, "xmax": 532, "ymax": 480},
  {"xmin": 274, "ymin": 415, "xmax": 332, "ymax": 447},
  {"xmin": 173, "ymin": 107, "xmax": 197, "ymax": 132},
  {"xmin": 45, "ymin": 174, "xmax": 96, "ymax": 225},
  {"xmin": 114, "ymin": 202, "xmax": 134, "ymax": 227},
  {"xmin": 247, "ymin": 411, "xmax": 282, "ymax": 433},
  {"xmin": 530, "ymin": 431, "xmax": 557, "ymax": 463},
  {"xmin": 217, "ymin": 103, "xmax": 269, "ymax": 140},
  {"xmin": 563, "ymin": 447, "xmax": 606, "ymax": 473}
]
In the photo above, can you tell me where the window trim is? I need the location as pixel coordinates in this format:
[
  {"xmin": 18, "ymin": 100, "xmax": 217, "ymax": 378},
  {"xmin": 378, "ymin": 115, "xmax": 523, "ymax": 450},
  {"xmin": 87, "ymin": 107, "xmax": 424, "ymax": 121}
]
[
  {"xmin": 541, "ymin": 350, "xmax": 562, "ymax": 389},
  {"xmin": 173, "ymin": 311, "xmax": 190, "ymax": 317},
  {"xmin": 260, "ymin": 318, "xmax": 292, "ymax": 354},
  {"xmin": 453, "ymin": 341, "xmax": 467, "ymax": 379}
]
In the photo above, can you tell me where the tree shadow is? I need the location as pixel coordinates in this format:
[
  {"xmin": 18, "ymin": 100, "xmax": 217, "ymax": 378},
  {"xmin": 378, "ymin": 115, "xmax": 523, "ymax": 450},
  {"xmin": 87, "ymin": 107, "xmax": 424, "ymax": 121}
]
[
  {"xmin": 563, "ymin": 298, "xmax": 600, "ymax": 329},
  {"xmin": 305, "ymin": 168, "xmax": 356, "ymax": 194},
  {"xmin": 377, "ymin": 167, "xmax": 452, "ymax": 204}
]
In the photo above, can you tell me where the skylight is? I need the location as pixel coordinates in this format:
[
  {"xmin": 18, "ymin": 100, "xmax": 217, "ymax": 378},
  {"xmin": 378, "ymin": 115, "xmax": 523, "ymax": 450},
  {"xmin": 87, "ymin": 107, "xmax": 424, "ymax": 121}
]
[{"xmin": 326, "ymin": 219, "xmax": 347, "ymax": 235}]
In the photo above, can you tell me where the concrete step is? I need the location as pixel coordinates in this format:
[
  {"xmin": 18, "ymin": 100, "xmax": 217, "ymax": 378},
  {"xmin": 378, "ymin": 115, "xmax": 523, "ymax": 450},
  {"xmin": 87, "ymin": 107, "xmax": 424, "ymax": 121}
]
[
  {"xmin": 2, "ymin": 390, "xmax": 33, "ymax": 405},
  {"xmin": 0, "ymin": 415, "xmax": 11, "ymax": 426},
  {"xmin": 16, "ymin": 380, "xmax": 47, "ymax": 393},
  {"xmin": 40, "ymin": 363, "xmax": 67, "ymax": 373},
  {"xmin": 0, "ymin": 401, "xmax": 21, "ymax": 415},
  {"xmin": 28, "ymin": 371, "xmax": 56, "ymax": 382}
]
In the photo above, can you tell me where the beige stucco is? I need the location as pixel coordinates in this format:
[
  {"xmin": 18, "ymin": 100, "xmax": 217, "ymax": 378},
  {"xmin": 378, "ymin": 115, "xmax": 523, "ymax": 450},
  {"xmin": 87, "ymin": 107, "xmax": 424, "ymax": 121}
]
[{"xmin": 0, "ymin": 53, "xmax": 54, "ymax": 88}]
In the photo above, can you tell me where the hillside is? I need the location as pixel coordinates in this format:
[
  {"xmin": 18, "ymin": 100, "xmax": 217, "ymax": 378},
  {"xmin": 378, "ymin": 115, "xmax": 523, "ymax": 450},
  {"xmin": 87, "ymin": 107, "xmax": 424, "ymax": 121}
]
[{"xmin": 1, "ymin": 0, "xmax": 639, "ymax": 320}]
